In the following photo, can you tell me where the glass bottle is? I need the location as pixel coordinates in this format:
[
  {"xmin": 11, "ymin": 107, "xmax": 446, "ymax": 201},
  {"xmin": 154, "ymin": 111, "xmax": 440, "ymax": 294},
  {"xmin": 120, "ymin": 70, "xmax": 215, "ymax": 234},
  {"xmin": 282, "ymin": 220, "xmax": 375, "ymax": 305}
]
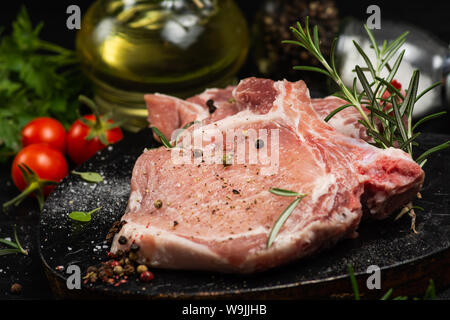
[
  {"xmin": 336, "ymin": 18, "xmax": 449, "ymax": 118},
  {"xmin": 76, "ymin": 0, "xmax": 249, "ymax": 131}
]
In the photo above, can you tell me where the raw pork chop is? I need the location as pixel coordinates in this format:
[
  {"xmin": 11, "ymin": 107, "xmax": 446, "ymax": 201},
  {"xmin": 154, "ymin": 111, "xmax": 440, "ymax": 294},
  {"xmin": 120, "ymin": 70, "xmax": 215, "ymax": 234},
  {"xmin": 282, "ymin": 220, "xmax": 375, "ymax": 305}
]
[
  {"xmin": 146, "ymin": 86, "xmax": 372, "ymax": 142},
  {"xmin": 311, "ymin": 96, "xmax": 371, "ymax": 141},
  {"xmin": 111, "ymin": 78, "xmax": 424, "ymax": 273}
]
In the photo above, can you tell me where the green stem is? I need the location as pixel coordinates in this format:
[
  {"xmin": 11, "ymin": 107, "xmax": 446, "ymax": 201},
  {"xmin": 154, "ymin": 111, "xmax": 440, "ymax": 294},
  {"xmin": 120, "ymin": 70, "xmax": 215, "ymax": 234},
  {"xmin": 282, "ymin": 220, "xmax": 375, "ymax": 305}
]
[
  {"xmin": 13, "ymin": 225, "xmax": 28, "ymax": 255},
  {"xmin": 87, "ymin": 207, "xmax": 102, "ymax": 216},
  {"xmin": 2, "ymin": 182, "xmax": 39, "ymax": 211}
]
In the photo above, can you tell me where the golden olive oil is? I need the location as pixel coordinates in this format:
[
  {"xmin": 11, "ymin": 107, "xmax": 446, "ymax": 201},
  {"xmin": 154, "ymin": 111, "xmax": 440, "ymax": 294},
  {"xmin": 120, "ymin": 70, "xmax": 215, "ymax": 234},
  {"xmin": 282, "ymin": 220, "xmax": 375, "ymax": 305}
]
[{"xmin": 76, "ymin": 0, "xmax": 249, "ymax": 131}]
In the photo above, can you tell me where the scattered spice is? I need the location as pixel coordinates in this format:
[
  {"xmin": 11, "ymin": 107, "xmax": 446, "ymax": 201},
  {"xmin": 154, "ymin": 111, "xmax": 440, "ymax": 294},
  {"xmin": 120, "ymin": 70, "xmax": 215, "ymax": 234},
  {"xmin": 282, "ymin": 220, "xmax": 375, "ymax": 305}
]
[
  {"xmin": 154, "ymin": 199, "xmax": 163, "ymax": 209},
  {"xmin": 124, "ymin": 264, "xmax": 135, "ymax": 275},
  {"xmin": 10, "ymin": 283, "xmax": 22, "ymax": 294},
  {"xmin": 128, "ymin": 251, "xmax": 138, "ymax": 261},
  {"xmin": 113, "ymin": 265, "xmax": 124, "ymax": 276},
  {"xmin": 118, "ymin": 236, "xmax": 127, "ymax": 245},
  {"xmin": 130, "ymin": 243, "xmax": 140, "ymax": 252},
  {"xmin": 140, "ymin": 271, "xmax": 154, "ymax": 283},
  {"xmin": 232, "ymin": 189, "xmax": 240, "ymax": 195},
  {"xmin": 173, "ymin": 220, "xmax": 179, "ymax": 227},
  {"xmin": 136, "ymin": 265, "xmax": 148, "ymax": 274},
  {"xmin": 105, "ymin": 220, "xmax": 127, "ymax": 243}
]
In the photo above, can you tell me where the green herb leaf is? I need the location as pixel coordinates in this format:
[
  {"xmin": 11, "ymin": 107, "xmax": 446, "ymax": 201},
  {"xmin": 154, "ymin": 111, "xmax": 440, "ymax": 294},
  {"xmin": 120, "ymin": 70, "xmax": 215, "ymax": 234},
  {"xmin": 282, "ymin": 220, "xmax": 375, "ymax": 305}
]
[
  {"xmin": 0, "ymin": 248, "xmax": 23, "ymax": 256},
  {"xmin": 69, "ymin": 207, "xmax": 102, "ymax": 223},
  {"xmin": 151, "ymin": 126, "xmax": 173, "ymax": 148},
  {"xmin": 267, "ymin": 192, "xmax": 306, "ymax": 248},
  {"xmin": 292, "ymin": 65, "xmax": 330, "ymax": 77},
  {"xmin": 380, "ymin": 288, "xmax": 393, "ymax": 300},
  {"xmin": 347, "ymin": 264, "xmax": 360, "ymax": 300},
  {"xmin": 324, "ymin": 104, "xmax": 354, "ymax": 122},
  {"xmin": 72, "ymin": 171, "xmax": 103, "ymax": 183},
  {"xmin": 0, "ymin": 6, "xmax": 88, "ymax": 162},
  {"xmin": 0, "ymin": 224, "xmax": 28, "ymax": 256},
  {"xmin": 286, "ymin": 17, "xmax": 446, "ymax": 167},
  {"xmin": 269, "ymin": 188, "xmax": 302, "ymax": 197}
]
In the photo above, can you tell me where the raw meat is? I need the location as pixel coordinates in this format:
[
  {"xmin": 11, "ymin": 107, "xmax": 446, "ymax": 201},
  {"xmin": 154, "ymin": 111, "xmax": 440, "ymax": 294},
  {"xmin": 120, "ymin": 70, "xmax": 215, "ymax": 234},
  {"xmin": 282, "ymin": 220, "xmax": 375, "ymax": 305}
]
[
  {"xmin": 311, "ymin": 96, "xmax": 371, "ymax": 141},
  {"xmin": 146, "ymin": 86, "xmax": 372, "ymax": 142},
  {"xmin": 111, "ymin": 78, "xmax": 424, "ymax": 273}
]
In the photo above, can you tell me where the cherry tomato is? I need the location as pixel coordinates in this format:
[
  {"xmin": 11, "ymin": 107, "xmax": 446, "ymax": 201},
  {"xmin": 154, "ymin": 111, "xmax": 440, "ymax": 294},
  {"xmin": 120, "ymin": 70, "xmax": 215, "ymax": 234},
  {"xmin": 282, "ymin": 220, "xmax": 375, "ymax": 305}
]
[
  {"xmin": 67, "ymin": 114, "xmax": 123, "ymax": 165},
  {"xmin": 11, "ymin": 144, "xmax": 68, "ymax": 197},
  {"xmin": 21, "ymin": 117, "xmax": 66, "ymax": 153}
]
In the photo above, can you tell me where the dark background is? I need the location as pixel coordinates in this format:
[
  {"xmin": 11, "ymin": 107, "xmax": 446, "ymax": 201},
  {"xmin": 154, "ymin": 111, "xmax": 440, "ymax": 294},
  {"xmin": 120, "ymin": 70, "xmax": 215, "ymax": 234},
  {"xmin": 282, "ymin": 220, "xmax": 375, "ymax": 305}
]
[
  {"xmin": 0, "ymin": 0, "xmax": 450, "ymax": 300},
  {"xmin": 0, "ymin": 1, "xmax": 450, "ymax": 48}
]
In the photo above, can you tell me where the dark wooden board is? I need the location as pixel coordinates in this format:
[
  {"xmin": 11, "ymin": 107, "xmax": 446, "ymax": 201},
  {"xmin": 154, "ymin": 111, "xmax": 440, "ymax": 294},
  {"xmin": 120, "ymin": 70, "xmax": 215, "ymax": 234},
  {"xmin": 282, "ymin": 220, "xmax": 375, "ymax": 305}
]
[{"xmin": 38, "ymin": 129, "xmax": 450, "ymax": 299}]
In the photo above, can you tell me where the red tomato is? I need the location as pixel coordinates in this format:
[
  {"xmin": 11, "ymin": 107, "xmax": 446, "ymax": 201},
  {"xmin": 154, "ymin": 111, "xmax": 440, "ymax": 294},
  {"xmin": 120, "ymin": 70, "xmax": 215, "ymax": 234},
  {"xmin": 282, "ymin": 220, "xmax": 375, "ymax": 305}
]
[
  {"xmin": 67, "ymin": 114, "xmax": 123, "ymax": 165},
  {"xmin": 21, "ymin": 117, "xmax": 66, "ymax": 153},
  {"xmin": 12, "ymin": 144, "xmax": 68, "ymax": 196}
]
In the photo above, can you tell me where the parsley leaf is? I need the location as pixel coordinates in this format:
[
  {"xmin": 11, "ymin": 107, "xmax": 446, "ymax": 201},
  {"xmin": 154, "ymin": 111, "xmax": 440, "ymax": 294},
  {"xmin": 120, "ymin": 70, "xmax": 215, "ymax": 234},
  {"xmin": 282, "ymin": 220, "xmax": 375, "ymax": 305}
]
[{"xmin": 0, "ymin": 6, "xmax": 90, "ymax": 162}]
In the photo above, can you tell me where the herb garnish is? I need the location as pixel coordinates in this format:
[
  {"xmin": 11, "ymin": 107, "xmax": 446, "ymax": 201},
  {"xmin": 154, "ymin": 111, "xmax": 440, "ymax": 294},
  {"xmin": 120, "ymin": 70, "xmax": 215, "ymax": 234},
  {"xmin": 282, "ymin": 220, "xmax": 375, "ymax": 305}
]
[
  {"xmin": 151, "ymin": 127, "xmax": 174, "ymax": 149},
  {"xmin": 0, "ymin": 6, "xmax": 88, "ymax": 162},
  {"xmin": 284, "ymin": 17, "xmax": 450, "ymax": 167},
  {"xmin": 267, "ymin": 188, "xmax": 307, "ymax": 248},
  {"xmin": 69, "ymin": 207, "xmax": 102, "ymax": 223},
  {"xmin": 72, "ymin": 171, "xmax": 103, "ymax": 183},
  {"xmin": 152, "ymin": 121, "xmax": 199, "ymax": 149},
  {"xmin": 2, "ymin": 163, "xmax": 58, "ymax": 212},
  {"xmin": 0, "ymin": 225, "xmax": 28, "ymax": 256}
]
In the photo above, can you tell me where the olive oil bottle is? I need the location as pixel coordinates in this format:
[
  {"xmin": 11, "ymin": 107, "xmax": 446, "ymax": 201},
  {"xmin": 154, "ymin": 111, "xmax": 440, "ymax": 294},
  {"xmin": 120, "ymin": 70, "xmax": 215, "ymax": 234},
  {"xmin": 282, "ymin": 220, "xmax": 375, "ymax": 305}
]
[{"xmin": 76, "ymin": 0, "xmax": 249, "ymax": 131}]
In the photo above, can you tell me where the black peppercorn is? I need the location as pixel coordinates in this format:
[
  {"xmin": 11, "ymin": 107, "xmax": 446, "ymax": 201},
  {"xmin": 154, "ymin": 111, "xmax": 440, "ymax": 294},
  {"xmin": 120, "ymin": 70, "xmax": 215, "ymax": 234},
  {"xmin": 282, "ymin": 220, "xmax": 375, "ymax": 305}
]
[
  {"xmin": 255, "ymin": 139, "xmax": 264, "ymax": 149},
  {"xmin": 130, "ymin": 243, "xmax": 140, "ymax": 252},
  {"xmin": 206, "ymin": 99, "xmax": 217, "ymax": 114},
  {"xmin": 118, "ymin": 236, "xmax": 127, "ymax": 245}
]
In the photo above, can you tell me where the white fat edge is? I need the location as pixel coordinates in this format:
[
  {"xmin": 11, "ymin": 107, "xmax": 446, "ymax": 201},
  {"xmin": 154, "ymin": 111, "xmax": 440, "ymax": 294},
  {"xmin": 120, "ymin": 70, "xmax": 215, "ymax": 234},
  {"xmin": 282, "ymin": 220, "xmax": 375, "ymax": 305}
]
[
  {"xmin": 127, "ymin": 190, "xmax": 142, "ymax": 212},
  {"xmin": 112, "ymin": 221, "xmax": 267, "ymax": 266},
  {"xmin": 328, "ymin": 115, "xmax": 362, "ymax": 139},
  {"xmin": 358, "ymin": 145, "xmax": 415, "ymax": 168},
  {"xmin": 194, "ymin": 88, "xmax": 220, "ymax": 101},
  {"xmin": 309, "ymin": 173, "xmax": 337, "ymax": 204}
]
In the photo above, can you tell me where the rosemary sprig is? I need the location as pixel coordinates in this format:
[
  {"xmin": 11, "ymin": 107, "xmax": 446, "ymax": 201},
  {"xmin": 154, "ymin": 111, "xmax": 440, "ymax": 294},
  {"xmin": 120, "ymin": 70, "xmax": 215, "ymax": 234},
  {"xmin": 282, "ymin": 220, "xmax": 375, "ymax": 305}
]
[
  {"xmin": 0, "ymin": 224, "xmax": 28, "ymax": 256},
  {"xmin": 285, "ymin": 18, "xmax": 450, "ymax": 166},
  {"xmin": 151, "ymin": 126, "xmax": 174, "ymax": 148},
  {"xmin": 152, "ymin": 121, "xmax": 199, "ymax": 149},
  {"xmin": 267, "ymin": 188, "xmax": 306, "ymax": 248}
]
